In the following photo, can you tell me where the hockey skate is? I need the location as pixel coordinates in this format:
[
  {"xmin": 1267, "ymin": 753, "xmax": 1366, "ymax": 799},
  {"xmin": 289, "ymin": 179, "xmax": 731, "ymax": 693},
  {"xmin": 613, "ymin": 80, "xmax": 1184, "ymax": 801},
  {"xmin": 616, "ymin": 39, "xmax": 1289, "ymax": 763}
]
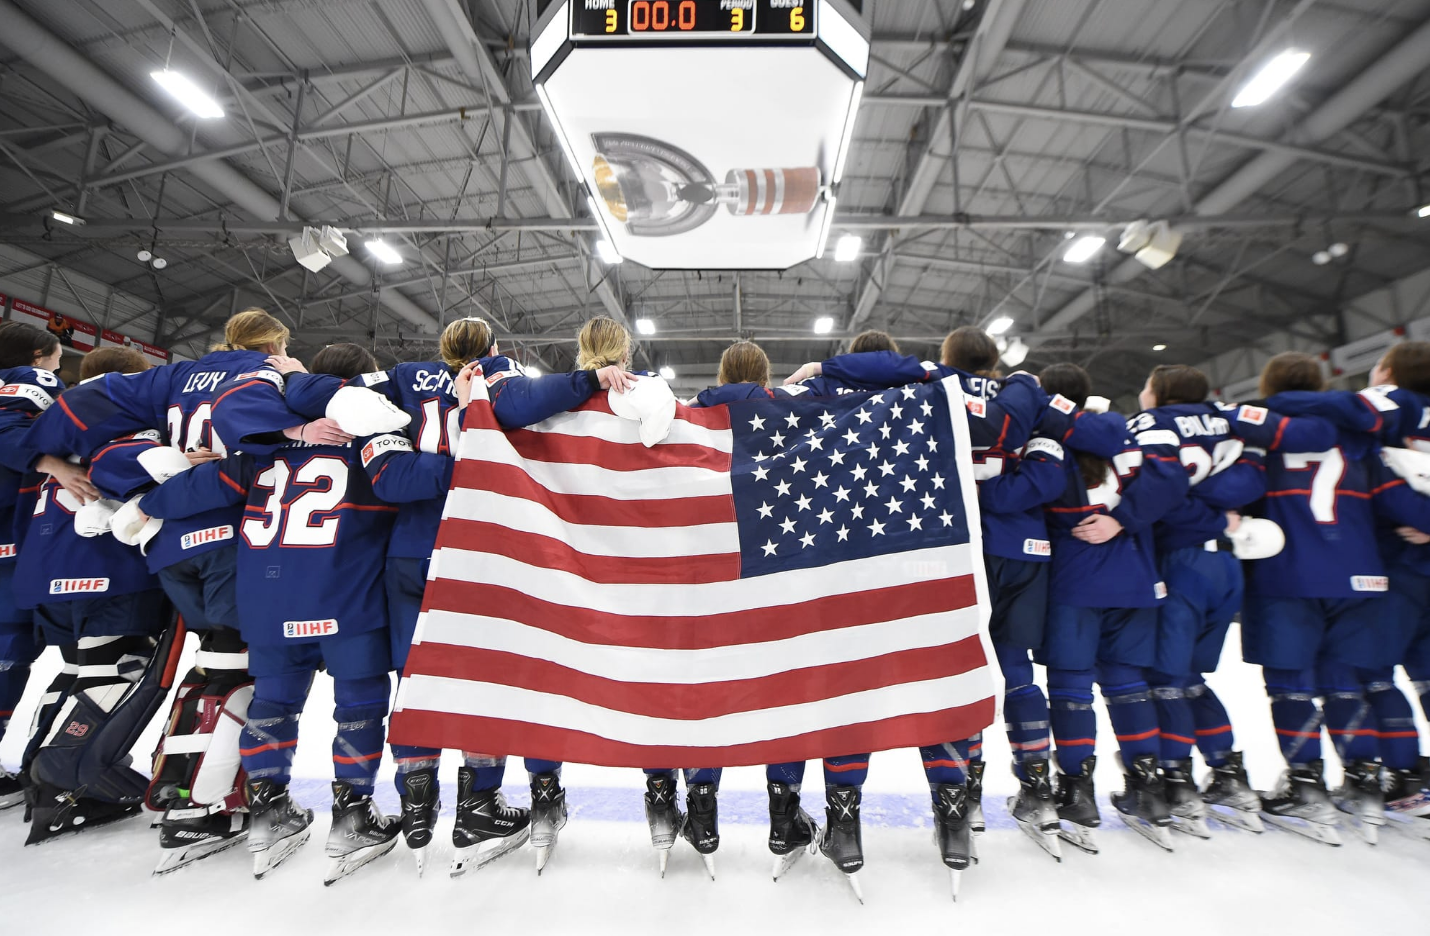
[
  {"xmin": 0, "ymin": 768, "xmax": 25, "ymax": 810},
  {"xmin": 1161, "ymin": 761, "xmax": 1211, "ymax": 839},
  {"xmin": 247, "ymin": 779, "xmax": 313, "ymax": 878},
  {"xmin": 820, "ymin": 785, "xmax": 865, "ymax": 903},
  {"xmin": 1331, "ymin": 759, "xmax": 1386, "ymax": 845},
  {"xmin": 529, "ymin": 772, "xmax": 568, "ymax": 874},
  {"xmin": 1054, "ymin": 756, "xmax": 1101, "ymax": 855},
  {"xmin": 324, "ymin": 781, "xmax": 400, "ymax": 885},
  {"xmin": 24, "ymin": 783, "xmax": 141, "ymax": 846},
  {"xmin": 682, "ymin": 781, "xmax": 719, "ymax": 880},
  {"xmin": 767, "ymin": 781, "xmax": 820, "ymax": 881},
  {"xmin": 1111, "ymin": 753, "xmax": 1174, "ymax": 851},
  {"xmin": 1383, "ymin": 761, "xmax": 1430, "ymax": 842},
  {"xmin": 1258, "ymin": 760, "xmax": 1342, "ymax": 846},
  {"xmin": 450, "ymin": 768, "xmax": 531, "ymax": 878},
  {"xmin": 643, "ymin": 774, "xmax": 685, "ymax": 877},
  {"xmin": 1200, "ymin": 752, "xmax": 1264, "ymax": 833},
  {"xmin": 932, "ymin": 783, "xmax": 974, "ymax": 901},
  {"xmin": 1007, "ymin": 759, "xmax": 1062, "ymax": 861},
  {"xmin": 153, "ymin": 807, "xmax": 249, "ymax": 875},
  {"xmin": 398, "ymin": 767, "xmax": 440, "ymax": 876},
  {"xmin": 966, "ymin": 760, "xmax": 985, "ymax": 835}
]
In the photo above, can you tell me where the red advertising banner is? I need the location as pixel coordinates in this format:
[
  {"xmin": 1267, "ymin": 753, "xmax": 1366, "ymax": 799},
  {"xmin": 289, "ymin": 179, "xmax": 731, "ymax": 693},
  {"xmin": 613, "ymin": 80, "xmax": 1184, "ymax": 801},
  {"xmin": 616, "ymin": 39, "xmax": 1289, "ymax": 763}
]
[
  {"xmin": 10, "ymin": 298, "xmax": 97, "ymax": 352},
  {"xmin": 100, "ymin": 329, "xmax": 170, "ymax": 367}
]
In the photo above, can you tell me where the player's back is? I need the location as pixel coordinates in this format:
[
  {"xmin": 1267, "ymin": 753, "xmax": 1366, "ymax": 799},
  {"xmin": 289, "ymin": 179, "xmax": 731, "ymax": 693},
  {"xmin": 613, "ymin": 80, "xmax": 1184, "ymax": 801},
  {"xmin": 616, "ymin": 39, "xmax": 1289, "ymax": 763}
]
[
  {"xmin": 1148, "ymin": 403, "xmax": 1262, "ymax": 551},
  {"xmin": 162, "ymin": 349, "xmax": 271, "ymax": 454}
]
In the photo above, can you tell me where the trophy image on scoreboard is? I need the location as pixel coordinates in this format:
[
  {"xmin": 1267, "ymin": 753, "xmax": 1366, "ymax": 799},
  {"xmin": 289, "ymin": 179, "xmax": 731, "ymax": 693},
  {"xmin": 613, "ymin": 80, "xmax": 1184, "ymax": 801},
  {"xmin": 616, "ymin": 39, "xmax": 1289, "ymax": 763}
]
[{"xmin": 591, "ymin": 132, "xmax": 822, "ymax": 238}]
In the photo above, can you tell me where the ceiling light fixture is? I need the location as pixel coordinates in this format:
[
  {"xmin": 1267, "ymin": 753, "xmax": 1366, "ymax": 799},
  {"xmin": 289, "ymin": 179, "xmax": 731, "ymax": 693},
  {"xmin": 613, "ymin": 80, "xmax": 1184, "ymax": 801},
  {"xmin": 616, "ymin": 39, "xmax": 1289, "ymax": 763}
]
[
  {"xmin": 1417, "ymin": 204, "xmax": 1430, "ymax": 219},
  {"xmin": 366, "ymin": 238, "xmax": 402, "ymax": 265},
  {"xmin": 635, "ymin": 318, "xmax": 656, "ymax": 335},
  {"xmin": 1001, "ymin": 337, "xmax": 1029, "ymax": 367},
  {"xmin": 1153, "ymin": 344, "xmax": 1167, "ymax": 352},
  {"xmin": 524, "ymin": 364, "xmax": 543, "ymax": 378},
  {"xmin": 659, "ymin": 365, "xmax": 677, "ymax": 381},
  {"xmin": 1231, "ymin": 50, "xmax": 1310, "ymax": 108},
  {"xmin": 987, "ymin": 316, "xmax": 1014, "ymax": 336},
  {"xmin": 833, "ymin": 234, "xmax": 862, "ymax": 263},
  {"xmin": 50, "ymin": 210, "xmax": 82, "ymax": 225},
  {"xmin": 1063, "ymin": 235, "xmax": 1106, "ymax": 264},
  {"xmin": 595, "ymin": 239, "xmax": 623, "ymax": 264},
  {"xmin": 151, "ymin": 69, "xmax": 225, "ymax": 119},
  {"xmin": 1311, "ymin": 250, "xmax": 1332, "ymax": 266},
  {"xmin": 813, "ymin": 316, "xmax": 835, "ymax": 334}
]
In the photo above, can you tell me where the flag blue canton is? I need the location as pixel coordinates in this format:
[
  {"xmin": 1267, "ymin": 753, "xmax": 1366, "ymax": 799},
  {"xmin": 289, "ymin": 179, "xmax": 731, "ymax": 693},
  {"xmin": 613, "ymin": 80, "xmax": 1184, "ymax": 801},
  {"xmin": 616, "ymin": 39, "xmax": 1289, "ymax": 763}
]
[{"xmin": 729, "ymin": 383, "xmax": 969, "ymax": 578}]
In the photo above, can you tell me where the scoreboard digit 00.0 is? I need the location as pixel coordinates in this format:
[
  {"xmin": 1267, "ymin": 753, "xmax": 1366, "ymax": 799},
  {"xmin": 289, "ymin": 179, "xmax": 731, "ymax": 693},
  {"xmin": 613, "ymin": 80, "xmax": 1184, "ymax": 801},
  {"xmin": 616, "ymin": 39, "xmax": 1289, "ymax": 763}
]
[{"xmin": 571, "ymin": 0, "xmax": 815, "ymax": 40}]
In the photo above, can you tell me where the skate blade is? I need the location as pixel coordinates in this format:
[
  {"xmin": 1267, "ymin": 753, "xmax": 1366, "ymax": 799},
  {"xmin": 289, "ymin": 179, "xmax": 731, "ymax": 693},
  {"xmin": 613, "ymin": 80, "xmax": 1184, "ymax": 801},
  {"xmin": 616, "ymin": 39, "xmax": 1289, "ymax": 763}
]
[
  {"xmin": 153, "ymin": 831, "xmax": 248, "ymax": 875},
  {"xmin": 772, "ymin": 841, "xmax": 816, "ymax": 881},
  {"xmin": 1206, "ymin": 804, "xmax": 1264, "ymax": 833},
  {"xmin": 1118, "ymin": 813, "xmax": 1174, "ymax": 852},
  {"xmin": 970, "ymin": 803, "xmax": 985, "ymax": 836},
  {"xmin": 0, "ymin": 793, "xmax": 24, "ymax": 811},
  {"xmin": 324, "ymin": 834, "xmax": 399, "ymax": 885},
  {"xmin": 949, "ymin": 868, "xmax": 961, "ymax": 902},
  {"xmin": 252, "ymin": 828, "xmax": 311, "ymax": 879},
  {"xmin": 698, "ymin": 852, "xmax": 716, "ymax": 881},
  {"xmin": 535, "ymin": 841, "xmax": 557, "ymax": 875},
  {"xmin": 1056, "ymin": 822, "xmax": 1099, "ymax": 855},
  {"xmin": 451, "ymin": 825, "xmax": 531, "ymax": 879},
  {"xmin": 413, "ymin": 843, "xmax": 430, "ymax": 877},
  {"xmin": 1383, "ymin": 813, "xmax": 1430, "ymax": 843},
  {"xmin": 1260, "ymin": 812, "xmax": 1342, "ymax": 846},
  {"xmin": 842, "ymin": 870, "xmax": 865, "ymax": 904},
  {"xmin": 1170, "ymin": 814, "xmax": 1212, "ymax": 839}
]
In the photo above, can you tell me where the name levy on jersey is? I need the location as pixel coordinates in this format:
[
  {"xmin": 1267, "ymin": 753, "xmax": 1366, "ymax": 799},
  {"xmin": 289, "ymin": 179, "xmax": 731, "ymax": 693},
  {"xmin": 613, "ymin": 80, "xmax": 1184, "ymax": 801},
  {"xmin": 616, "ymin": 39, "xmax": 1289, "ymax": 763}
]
[{"xmin": 181, "ymin": 525, "xmax": 234, "ymax": 550}]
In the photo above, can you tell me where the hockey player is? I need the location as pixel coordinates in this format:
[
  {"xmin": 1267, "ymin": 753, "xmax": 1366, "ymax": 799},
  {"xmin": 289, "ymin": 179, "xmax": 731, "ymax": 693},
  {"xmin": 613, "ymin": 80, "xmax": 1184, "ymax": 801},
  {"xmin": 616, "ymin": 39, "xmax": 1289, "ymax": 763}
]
[
  {"xmin": 11, "ymin": 346, "xmax": 182, "ymax": 844},
  {"xmin": 1134, "ymin": 364, "xmax": 1338, "ymax": 838},
  {"xmin": 1036, "ymin": 363, "xmax": 1189, "ymax": 853},
  {"xmin": 1237, "ymin": 351, "xmax": 1398, "ymax": 845},
  {"xmin": 136, "ymin": 344, "xmax": 400, "ymax": 882},
  {"xmin": 270, "ymin": 316, "xmax": 637, "ymax": 877},
  {"xmin": 0, "ymin": 322, "xmax": 97, "ymax": 809},
  {"xmin": 35, "ymin": 309, "xmax": 295, "ymax": 872}
]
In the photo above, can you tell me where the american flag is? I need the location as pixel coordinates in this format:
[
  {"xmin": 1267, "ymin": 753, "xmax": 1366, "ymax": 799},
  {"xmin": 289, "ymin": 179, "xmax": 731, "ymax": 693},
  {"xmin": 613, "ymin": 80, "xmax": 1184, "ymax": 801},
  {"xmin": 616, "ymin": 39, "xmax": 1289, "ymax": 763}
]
[{"xmin": 387, "ymin": 374, "xmax": 997, "ymax": 767}]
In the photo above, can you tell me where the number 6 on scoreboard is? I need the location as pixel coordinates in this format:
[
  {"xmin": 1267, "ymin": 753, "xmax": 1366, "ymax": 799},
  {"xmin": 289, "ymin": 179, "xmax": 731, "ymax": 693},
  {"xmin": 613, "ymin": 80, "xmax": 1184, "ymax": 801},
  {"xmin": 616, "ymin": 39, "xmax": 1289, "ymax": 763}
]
[{"xmin": 790, "ymin": 7, "xmax": 805, "ymax": 30}]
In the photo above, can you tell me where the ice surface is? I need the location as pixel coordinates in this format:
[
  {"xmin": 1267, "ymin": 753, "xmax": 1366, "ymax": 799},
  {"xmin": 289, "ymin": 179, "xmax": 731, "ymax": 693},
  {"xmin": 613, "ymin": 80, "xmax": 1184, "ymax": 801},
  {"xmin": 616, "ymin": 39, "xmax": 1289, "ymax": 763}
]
[{"xmin": 2, "ymin": 625, "xmax": 1426, "ymax": 930}]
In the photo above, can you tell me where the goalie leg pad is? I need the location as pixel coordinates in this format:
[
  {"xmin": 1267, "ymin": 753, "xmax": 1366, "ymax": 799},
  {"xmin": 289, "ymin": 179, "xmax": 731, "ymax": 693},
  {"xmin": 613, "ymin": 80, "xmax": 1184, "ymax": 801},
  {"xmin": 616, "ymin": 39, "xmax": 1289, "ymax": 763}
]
[
  {"xmin": 30, "ymin": 621, "xmax": 184, "ymax": 803},
  {"xmin": 147, "ymin": 626, "xmax": 252, "ymax": 814},
  {"xmin": 22, "ymin": 644, "xmax": 79, "ymax": 772}
]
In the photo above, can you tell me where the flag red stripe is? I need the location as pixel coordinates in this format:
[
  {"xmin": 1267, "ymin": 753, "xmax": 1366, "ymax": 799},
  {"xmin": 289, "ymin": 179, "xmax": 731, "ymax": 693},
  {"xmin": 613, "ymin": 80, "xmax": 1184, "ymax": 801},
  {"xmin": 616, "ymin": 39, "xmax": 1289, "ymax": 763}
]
[
  {"xmin": 420, "ymin": 575, "xmax": 977, "ymax": 649},
  {"xmin": 435, "ymin": 519, "xmax": 742, "ymax": 585},
  {"xmin": 452, "ymin": 460, "xmax": 736, "ymax": 527},
  {"xmin": 505, "ymin": 427, "xmax": 731, "ymax": 473},
  {"xmin": 389, "ymin": 702, "xmax": 995, "ymax": 768},
  {"xmin": 567, "ymin": 393, "xmax": 733, "ymax": 431},
  {"xmin": 403, "ymin": 636, "xmax": 986, "ymax": 719}
]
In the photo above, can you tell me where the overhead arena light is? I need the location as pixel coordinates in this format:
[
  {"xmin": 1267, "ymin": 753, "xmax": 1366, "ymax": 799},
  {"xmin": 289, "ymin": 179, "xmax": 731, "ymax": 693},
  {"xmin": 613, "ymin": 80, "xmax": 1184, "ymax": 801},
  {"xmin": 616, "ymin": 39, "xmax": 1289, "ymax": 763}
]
[
  {"xmin": 1063, "ymin": 235, "xmax": 1106, "ymax": 264},
  {"xmin": 987, "ymin": 316, "xmax": 1014, "ymax": 336},
  {"xmin": 50, "ymin": 210, "xmax": 83, "ymax": 225},
  {"xmin": 151, "ymin": 69, "xmax": 225, "ymax": 119},
  {"xmin": 813, "ymin": 316, "xmax": 835, "ymax": 334},
  {"xmin": 659, "ymin": 366, "xmax": 676, "ymax": 381},
  {"xmin": 1153, "ymin": 344, "xmax": 1167, "ymax": 352},
  {"xmin": 1117, "ymin": 219, "xmax": 1182, "ymax": 270},
  {"xmin": 635, "ymin": 318, "xmax": 657, "ymax": 335},
  {"xmin": 524, "ymin": 363, "xmax": 543, "ymax": 377},
  {"xmin": 365, "ymin": 238, "xmax": 402, "ymax": 265},
  {"xmin": 1231, "ymin": 50, "xmax": 1310, "ymax": 108},
  {"xmin": 1000, "ymin": 337, "xmax": 1029, "ymax": 367},
  {"xmin": 595, "ymin": 239, "xmax": 623, "ymax": 264},
  {"xmin": 833, "ymin": 234, "xmax": 862, "ymax": 262},
  {"xmin": 1418, "ymin": 204, "xmax": 1430, "ymax": 219}
]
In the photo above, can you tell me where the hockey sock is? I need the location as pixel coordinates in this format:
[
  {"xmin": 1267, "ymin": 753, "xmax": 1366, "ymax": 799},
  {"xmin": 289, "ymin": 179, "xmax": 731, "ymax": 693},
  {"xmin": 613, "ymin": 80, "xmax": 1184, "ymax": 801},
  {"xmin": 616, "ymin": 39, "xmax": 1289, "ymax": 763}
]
[
  {"xmin": 22, "ymin": 644, "xmax": 78, "ymax": 770},
  {"xmin": 1187, "ymin": 679, "xmax": 1235, "ymax": 767},
  {"xmin": 461, "ymin": 753, "xmax": 507, "ymax": 791},
  {"xmin": 823, "ymin": 753, "xmax": 869, "ymax": 789},
  {"xmin": 1099, "ymin": 663, "xmax": 1160, "ymax": 763},
  {"xmin": 524, "ymin": 759, "xmax": 561, "ymax": 778},
  {"xmin": 240, "ymin": 671, "xmax": 313, "ymax": 787},
  {"xmin": 1358, "ymin": 667, "xmax": 1420, "ymax": 771},
  {"xmin": 997, "ymin": 644, "xmax": 1049, "ymax": 778},
  {"xmin": 766, "ymin": 762, "xmax": 806, "ymax": 787},
  {"xmin": 333, "ymin": 674, "xmax": 390, "ymax": 795},
  {"xmin": 1318, "ymin": 661, "xmax": 1376, "ymax": 764},
  {"xmin": 1047, "ymin": 667, "xmax": 1096, "ymax": 775},
  {"xmin": 920, "ymin": 738, "xmax": 972, "ymax": 794},
  {"xmin": 684, "ymin": 768, "xmax": 721, "ymax": 786},
  {"xmin": 1263, "ymin": 667, "xmax": 1321, "ymax": 765},
  {"xmin": 1148, "ymin": 670, "xmax": 1195, "ymax": 765}
]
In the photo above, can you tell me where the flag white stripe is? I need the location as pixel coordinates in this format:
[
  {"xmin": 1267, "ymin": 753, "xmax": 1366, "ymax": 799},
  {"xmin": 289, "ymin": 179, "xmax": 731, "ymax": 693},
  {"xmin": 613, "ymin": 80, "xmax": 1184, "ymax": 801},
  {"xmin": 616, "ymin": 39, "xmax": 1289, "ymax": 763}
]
[
  {"xmin": 443, "ymin": 488, "xmax": 741, "ymax": 558},
  {"xmin": 429, "ymin": 542, "xmax": 975, "ymax": 616},
  {"xmin": 516, "ymin": 406, "xmax": 734, "ymax": 453},
  {"xmin": 456, "ymin": 428, "xmax": 732, "ymax": 500},
  {"xmin": 416, "ymin": 606, "xmax": 981, "ymax": 684},
  {"xmin": 397, "ymin": 669, "xmax": 993, "ymax": 747}
]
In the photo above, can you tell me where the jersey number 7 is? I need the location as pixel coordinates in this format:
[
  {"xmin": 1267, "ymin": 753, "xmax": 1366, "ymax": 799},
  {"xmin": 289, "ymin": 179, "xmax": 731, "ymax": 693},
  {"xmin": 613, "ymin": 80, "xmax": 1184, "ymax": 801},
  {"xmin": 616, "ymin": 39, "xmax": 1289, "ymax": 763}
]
[{"xmin": 1281, "ymin": 448, "xmax": 1345, "ymax": 524}]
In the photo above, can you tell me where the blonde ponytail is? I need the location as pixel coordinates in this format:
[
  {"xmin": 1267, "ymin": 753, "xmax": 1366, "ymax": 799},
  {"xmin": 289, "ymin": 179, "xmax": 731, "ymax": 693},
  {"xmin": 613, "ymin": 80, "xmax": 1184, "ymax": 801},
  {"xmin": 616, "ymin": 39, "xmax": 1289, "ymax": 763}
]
[
  {"xmin": 214, "ymin": 308, "xmax": 289, "ymax": 353},
  {"xmin": 439, "ymin": 316, "xmax": 494, "ymax": 370},
  {"xmin": 576, "ymin": 316, "xmax": 631, "ymax": 371}
]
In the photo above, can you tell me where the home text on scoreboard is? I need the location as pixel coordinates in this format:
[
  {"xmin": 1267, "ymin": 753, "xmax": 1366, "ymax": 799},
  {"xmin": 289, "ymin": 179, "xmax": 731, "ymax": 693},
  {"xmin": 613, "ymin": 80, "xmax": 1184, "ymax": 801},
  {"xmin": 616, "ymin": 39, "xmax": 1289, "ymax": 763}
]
[{"xmin": 571, "ymin": 0, "xmax": 816, "ymax": 40}]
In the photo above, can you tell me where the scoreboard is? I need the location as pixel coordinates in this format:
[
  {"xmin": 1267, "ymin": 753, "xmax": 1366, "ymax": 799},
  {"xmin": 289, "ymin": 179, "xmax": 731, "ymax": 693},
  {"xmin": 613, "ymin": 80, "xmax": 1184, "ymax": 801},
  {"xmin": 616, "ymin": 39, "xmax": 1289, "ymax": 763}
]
[{"xmin": 531, "ymin": 0, "xmax": 868, "ymax": 270}]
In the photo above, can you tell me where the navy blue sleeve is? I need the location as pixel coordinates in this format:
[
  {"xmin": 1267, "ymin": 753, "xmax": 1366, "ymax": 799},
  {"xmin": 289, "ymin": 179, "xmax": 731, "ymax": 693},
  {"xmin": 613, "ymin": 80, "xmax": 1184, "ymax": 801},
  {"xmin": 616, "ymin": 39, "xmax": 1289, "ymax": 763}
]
[
  {"xmin": 86, "ymin": 432, "xmax": 166, "ymax": 500},
  {"xmin": 978, "ymin": 438, "xmax": 1067, "ymax": 515},
  {"xmin": 984, "ymin": 373, "xmax": 1049, "ymax": 453},
  {"xmin": 26, "ymin": 367, "xmax": 172, "ymax": 458},
  {"xmin": 282, "ymin": 372, "xmax": 351, "ymax": 419},
  {"xmin": 1110, "ymin": 414, "xmax": 1191, "ymax": 533},
  {"xmin": 1194, "ymin": 458, "xmax": 1266, "ymax": 511},
  {"xmin": 486, "ymin": 358, "xmax": 600, "ymax": 429},
  {"xmin": 819, "ymin": 351, "xmax": 935, "ymax": 390},
  {"xmin": 139, "ymin": 454, "xmax": 250, "ymax": 520},
  {"xmin": 1064, "ymin": 411, "xmax": 1129, "ymax": 459},
  {"xmin": 0, "ymin": 367, "xmax": 64, "ymax": 470},
  {"xmin": 358, "ymin": 432, "xmax": 454, "ymax": 503},
  {"xmin": 211, "ymin": 369, "xmax": 305, "ymax": 456}
]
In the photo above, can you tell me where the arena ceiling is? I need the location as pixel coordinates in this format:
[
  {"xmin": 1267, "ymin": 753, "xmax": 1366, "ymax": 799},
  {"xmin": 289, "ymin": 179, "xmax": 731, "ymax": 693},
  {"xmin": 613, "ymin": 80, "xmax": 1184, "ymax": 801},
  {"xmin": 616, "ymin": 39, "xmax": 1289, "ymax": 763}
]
[{"xmin": 1, "ymin": 0, "xmax": 1429, "ymax": 399}]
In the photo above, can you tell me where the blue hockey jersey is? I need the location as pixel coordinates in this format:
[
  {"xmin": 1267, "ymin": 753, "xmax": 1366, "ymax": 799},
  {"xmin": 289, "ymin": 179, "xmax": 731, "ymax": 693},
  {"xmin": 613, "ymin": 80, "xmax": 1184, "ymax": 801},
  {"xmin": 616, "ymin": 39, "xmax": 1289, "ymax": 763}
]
[
  {"xmin": 0, "ymin": 365, "xmax": 62, "ymax": 567},
  {"xmin": 1045, "ymin": 412, "xmax": 1188, "ymax": 608},
  {"xmin": 1244, "ymin": 391, "xmax": 1390, "ymax": 600},
  {"xmin": 1370, "ymin": 454, "xmax": 1430, "ymax": 578},
  {"xmin": 139, "ymin": 368, "xmax": 395, "ymax": 646}
]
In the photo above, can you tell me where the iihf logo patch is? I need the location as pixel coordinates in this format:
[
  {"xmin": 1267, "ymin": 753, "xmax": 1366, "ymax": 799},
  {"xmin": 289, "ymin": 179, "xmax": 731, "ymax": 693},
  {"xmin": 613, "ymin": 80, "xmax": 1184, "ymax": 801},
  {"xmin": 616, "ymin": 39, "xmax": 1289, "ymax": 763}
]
[{"xmin": 284, "ymin": 619, "xmax": 339, "ymax": 638}]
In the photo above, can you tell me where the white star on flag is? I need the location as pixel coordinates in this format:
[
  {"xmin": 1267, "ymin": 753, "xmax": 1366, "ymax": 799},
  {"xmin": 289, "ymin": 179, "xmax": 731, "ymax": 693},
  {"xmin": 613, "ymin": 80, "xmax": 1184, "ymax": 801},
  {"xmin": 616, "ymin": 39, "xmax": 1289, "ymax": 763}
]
[
  {"xmin": 820, "ymin": 411, "xmax": 836, "ymax": 428},
  {"xmin": 762, "ymin": 539, "xmax": 778, "ymax": 556},
  {"xmin": 779, "ymin": 517, "xmax": 797, "ymax": 535},
  {"xmin": 817, "ymin": 508, "xmax": 835, "ymax": 524},
  {"xmin": 785, "ymin": 412, "xmax": 800, "ymax": 429},
  {"xmin": 757, "ymin": 501, "xmax": 774, "ymax": 518},
  {"xmin": 770, "ymin": 431, "xmax": 786, "ymax": 448},
  {"xmin": 750, "ymin": 415, "xmax": 766, "ymax": 430},
  {"xmin": 931, "ymin": 474, "xmax": 946, "ymax": 490},
  {"xmin": 812, "ymin": 471, "xmax": 830, "ymax": 489},
  {"xmin": 795, "ymin": 494, "xmax": 812, "ymax": 512},
  {"xmin": 775, "ymin": 479, "xmax": 792, "ymax": 496},
  {"xmin": 800, "ymin": 531, "xmax": 816, "ymax": 549},
  {"xmin": 869, "ymin": 519, "xmax": 886, "ymax": 536},
  {"xmin": 884, "ymin": 496, "xmax": 904, "ymax": 514}
]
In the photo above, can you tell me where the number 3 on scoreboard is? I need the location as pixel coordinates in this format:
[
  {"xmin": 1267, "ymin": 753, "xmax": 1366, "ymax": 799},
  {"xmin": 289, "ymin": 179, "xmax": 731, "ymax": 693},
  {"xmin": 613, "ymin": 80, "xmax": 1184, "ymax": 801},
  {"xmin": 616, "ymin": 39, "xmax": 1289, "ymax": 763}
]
[
  {"xmin": 605, "ymin": 8, "xmax": 617, "ymax": 31},
  {"xmin": 730, "ymin": 7, "xmax": 743, "ymax": 31},
  {"xmin": 790, "ymin": 7, "xmax": 805, "ymax": 31}
]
